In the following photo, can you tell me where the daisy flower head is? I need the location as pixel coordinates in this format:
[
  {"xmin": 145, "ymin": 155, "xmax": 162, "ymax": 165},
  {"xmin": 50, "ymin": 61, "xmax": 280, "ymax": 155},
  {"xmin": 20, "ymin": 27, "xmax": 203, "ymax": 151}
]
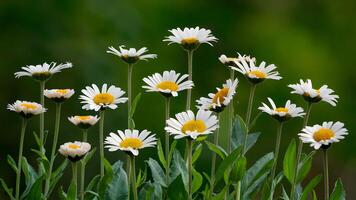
[
  {"xmin": 68, "ymin": 115, "xmax": 100, "ymax": 129},
  {"xmin": 58, "ymin": 141, "xmax": 91, "ymax": 162},
  {"xmin": 44, "ymin": 89, "xmax": 75, "ymax": 103},
  {"xmin": 288, "ymin": 79, "xmax": 339, "ymax": 106},
  {"xmin": 232, "ymin": 58, "xmax": 281, "ymax": 84},
  {"xmin": 80, "ymin": 84, "xmax": 128, "ymax": 111},
  {"xmin": 163, "ymin": 27, "xmax": 217, "ymax": 51},
  {"xmin": 14, "ymin": 62, "xmax": 72, "ymax": 81},
  {"xmin": 165, "ymin": 109, "xmax": 219, "ymax": 140},
  {"xmin": 7, "ymin": 100, "xmax": 47, "ymax": 118},
  {"xmin": 298, "ymin": 121, "xmax": 348, "ymax": 150},
  {"xmin": 106, "ymin": 45, "xmax": 157, "ymax": 64},
  {"xmin": 196, "ymin": 79, "xmax": 238, "ymax": 113},
  {"xmin": 258, "ymin": 98, "xmax": 305, "ymax": 122},
  {"xmin": 219, "ymin": 53, "xmax": 256, "ymax": 68},
  {"xmin": 142, "ymin": 70, "xmax": 194, "ymax": 97},
  {"xmin": 104, "ymin": 129, "xmax": 157, "ymax": 156}
]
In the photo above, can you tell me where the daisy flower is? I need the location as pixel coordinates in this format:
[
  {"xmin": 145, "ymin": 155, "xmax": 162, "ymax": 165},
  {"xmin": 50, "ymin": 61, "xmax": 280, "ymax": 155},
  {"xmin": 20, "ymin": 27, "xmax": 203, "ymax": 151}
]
[
  {"xmin": 106, "ymin": 45, "xmax": 157, "ymax": 64},
  {"xmin": 165, "ymin": 109, "xmax": 219, "ymax": 140},
  {"xmin": 219, "ymin": 53, "xmax": 256, "ymax": 68},
  {"xmin": 163, "ymin": 27, "xmax": 217, "ymax": 50},
  {"xmin": 288, "ymin": 79, "xmax": 339, "ymax": 106},
  {"xmin": 44, "ymin": 89, "xmax": 75, "ymax": 103},
  {"xmin": 58, "ymin": 141, "xmax": 91, "ymax": 162},
  {"xmin": 14, "ymin": 62, "xmax": 72, "ymax": 81},
  {"xmin": 104, "ymin": 129, "xmax": 157, "ymax": 156},
  {"xmin": 298, "ymin": 121, "xmax": 348, "ymax": 150},
  {"xmin": 68, "ymin": 115, "xmax": 99, "ymax": 129},
  {"xmin": 80, "ymin": 84, "xmax": 128, "ymax": 111},
  {"xmin": 231, "ymin": 58, "xmax": 281, "ymax": 84},
  {"xmin": 258, "ymin": 98, "xmax": 305, "ymax": 122},
  {"xmin": 142, "ymin": 70, "xmax": 194, "ymax": 97},
  {"xmin": 7, "ymin": 100, "xmax": 47, "ymax": 118},
  {"xmin": 196, "ymin": 79, "xmax": 238, "ymax": 113}
]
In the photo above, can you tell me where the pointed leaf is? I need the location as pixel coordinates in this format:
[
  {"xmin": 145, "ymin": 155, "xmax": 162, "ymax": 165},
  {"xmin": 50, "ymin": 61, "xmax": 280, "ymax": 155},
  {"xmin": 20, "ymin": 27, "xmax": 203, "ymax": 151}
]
[
  {"xmin": 157, "ymin": 140, "xmax": 167, "ymax": 168},
  {"xmin": 192, "ymin": 168, "xmax": 203, "ymax": 193},
  {"xmin": 215, "ymin": 147, "xmax": 241, "ymax": 184},
  {"xmin": 283, "ymin": 139, "xmax": 296, "ymax": 183},
  {"xmin": 0, "ymin": 178, "xmax": 15, "ymax": 200},
  {"xmin": 192, "ymin": 143, "xmax": 203, "ymax": 164},
  {"xmin": 26, "ymin": 176, "xmax": 44, "ymax": 200},
  {"xmin": 7, "ymin": 155, "xmax": 17, "ymax": 173},
  {"xmin": 301, "ymin": 175, "xmax": 322, "ymax": 200},
  {"xmin": 129, "ymin": 93, "xmax": 142, "ymax": 117},
  {"xmin": 330, "ymin": 179, "xmax": 345, "ymax": 200},
  {"xmin": 205, "ymin": 141, "xmax": 227, "ymax": 159},
  {"xmin": 146, "ymin": 158, "xmax": 167, "ymax": 187}
]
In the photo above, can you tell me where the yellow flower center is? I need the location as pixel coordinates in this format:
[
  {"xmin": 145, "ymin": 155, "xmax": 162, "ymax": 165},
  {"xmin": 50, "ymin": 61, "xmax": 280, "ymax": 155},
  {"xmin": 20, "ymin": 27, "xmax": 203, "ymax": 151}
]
[
  {"xmin": 248, "ymin": 70, "xmax": 266, "ymax": 79},
  {"xmin": 303, "ymin": 89, "xmax": 321, "ymax": 97},
  {"xmin": 212, "ymin": 88, "xmax": 229, "ymax": 103},
  {"xmin": 93, "ymin": 93, "xmax": 115, "ymax": 105},
  {"xmin": 20, "ymin": 103, "xmax": 37, "ymax": 110},
  {"xmin": 76, "ymin": 116, "xmax": 91, "ymax": 120},
  {"xmin": 313, "ymin": 128, "xmax": 334, "ymax": 142},
  {"xmin": 156, "ymin": 81, "xmax": 179, "ymax": 91},
  {"xmin": 120, "ymin": 138, "xmax": 143, "ymax": 149},
  {"xmin": 68, "ymin": 144, "xmax": 80, "ymax": 149},
  {"xmin": 181, "ymin": 120, "xmax": 207, "ymax": 134},
  {"xmin": 55, "ymin": 89, "xmax": 69, "ymax": 94},
  {"xmin": 275, "ymin": 107, "xmax": 288, "ymax": 113},
  {"xmin": 181, "ymin": 37, "xmax": 199, "ymax": 45}
]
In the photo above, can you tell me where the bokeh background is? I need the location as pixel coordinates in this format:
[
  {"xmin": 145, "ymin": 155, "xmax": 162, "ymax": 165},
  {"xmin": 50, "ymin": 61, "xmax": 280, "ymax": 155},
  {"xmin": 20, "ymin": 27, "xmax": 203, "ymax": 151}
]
[{"xmin": 1, "ymin": 0, "xmax": 355, "ymax": 199}]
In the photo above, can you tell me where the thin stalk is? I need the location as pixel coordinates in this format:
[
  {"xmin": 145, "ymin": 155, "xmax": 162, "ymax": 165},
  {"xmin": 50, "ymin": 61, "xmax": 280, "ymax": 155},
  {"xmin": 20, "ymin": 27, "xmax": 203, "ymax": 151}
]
[
  {"xmin": 323, "ymin": 149, "xmax": 329, "ymax": 200},
  {"xmin": 131, "ymin": 156, "xmax": 138, "ymax": 200},
  {"xmin": 39, "ymin": 81, "xmax": 45, "ymax": 150},
  {"xmin": 99, "ymin": 110, "xmax": 105, "ymax": 177},
  {"xmin": 44, "ymin": 103, "xmax": 62, "ymax": 197},
  {"xmin": 72, "ymin": 162, "xmax": 78, "ymax": 199},
  {"xmin": 290, "ymin": 103, "xmax": 312, "ymax": 200},
  {"xmin": 80, "ymin": 129, "xmax": 88, "ymax": 200},
  {"xmin": 187, "ymin": 139, "xmax": 193, "ymax": 200},
  {"xmin": 186, "ymin": 50, "xmax": 194, "ymax": 110},
  {"xmin": 228, "ymin": 69, "xmax": 235, "ymax": 153},
  {"xmin": 270, "ymin": 122, "xmax": 284, "ymax": 181},
  {"xmin": 235, "ymin": 181, "xmax": 241, "ymax": 200},
  {"xmin": 165, "ymin": 97, "xmax": 171, "ymax": 183},
  {"xmin": 127, "ymin": 64, "xmax": 133, "ymax": 128},
  {"xmin": 15, "ymin": 118, "xmax": 27, "ymax": 200},
  {"xmin": 242, "ymin": 84, "xmax": 257, "ymax": 155},
  {"xmin": 209, "ymin": 114, "xmax": 220, "ymax": 199}
]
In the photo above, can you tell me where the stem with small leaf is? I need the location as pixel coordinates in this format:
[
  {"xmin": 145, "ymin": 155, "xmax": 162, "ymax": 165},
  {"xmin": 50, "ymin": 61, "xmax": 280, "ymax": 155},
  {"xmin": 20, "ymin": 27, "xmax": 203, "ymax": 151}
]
[
  {"xmin": 80, "ymin": 129, "xmax": 88, "ymax": 200},
  {"xmin": 242, "ymin": 84, "xmax": 257, "ymax": 155},
  {"xmin": 15, "ymin": 118, "xmax": 27, "ymax": 200},
  {"xmin": 323, "ymin": 149, "xmax": 329, "ymax": 200},
  {"xmin": 99, "ymin": 110, "xmax": 105, "ymax": 178},
  {"xmin": 165, "ymin": 97, "xmax": 171, "ymax": 183},
  {"xmin": 209, "ymin": 114, "xmax": 220, "ymax": 199},
  {"xmin": 270, "ymin": 122, "xmax": 284, "ymax": 181},
  {"xmin": 187, "ymin": 139, "xmax": 193, "ymax": 200}
]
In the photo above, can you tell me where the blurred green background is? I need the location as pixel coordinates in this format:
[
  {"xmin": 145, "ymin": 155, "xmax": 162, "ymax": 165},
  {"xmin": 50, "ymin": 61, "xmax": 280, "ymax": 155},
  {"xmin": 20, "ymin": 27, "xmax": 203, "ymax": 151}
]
[{"xmin": 1, "ymin": 0, "xmax": 355, "ymax": 199}]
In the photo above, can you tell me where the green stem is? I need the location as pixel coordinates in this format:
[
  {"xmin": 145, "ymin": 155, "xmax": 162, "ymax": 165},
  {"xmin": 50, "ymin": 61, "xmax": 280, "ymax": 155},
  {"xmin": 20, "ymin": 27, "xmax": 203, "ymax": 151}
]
[
  {"xmin": 290, "ymin": 103, "xmax": 312, "ymax": 200},
  {"xmin": 72, "ymin": 162, "xmax": 78, "ymax": 199},
  {"xmin": 80, "ymin": 129, "xmax": 88, "ymax": 200},
  {"xmin": 270, "ymin": 122, "xmax": 284, "ymax": 181},
  {"xmin": 187, "ymin": 139, "xmax": 193, "ymax": 200},
  {"xmin": 165, "ymin": 97, "xmax": 171, "ymax": 183},
  {"xmin": 131, "ymin": 156, "xmax": 138, "ymax": 200},
  {"xmin": 15, "ymin": 118, "xmax": 27, "ymax": 200},
  {"xmin": 209, "ymin": 114, "xmax": 220, "ymax": 199},
  {"xmin": 99, "ymin": 110, "xmax": 105, "ymax": 178},
  {"xmin": 127, "ymin": 64, "xmax": 133, "ymax": 129},
  {"xmin": 242, "ymin": 84, "xmax": 257, "ymax": 155},
  {"xmin": 323, "ymin": 149, "xmax": 329, "ymax": 200},
  {"xmin": 228, "ymin": 69, "xmax": 235, "ymax": 153},
  {"xmin": 127, "ymin": 154, "xmax": 131, "ymax": 200},
  {"xmin": 44, "ymin": 103, "xmax": 62, "ymax": 197},
  {"xmin": 186, "ymin": 50, "xmax": 194, "ymax": 110},
  {"xmin": 235, "ymin": 181, "xmax": 241, "ymax": 200},
  {"xmin": 39, "ymin": 81, "xmax": 45, "ymax": 151}
]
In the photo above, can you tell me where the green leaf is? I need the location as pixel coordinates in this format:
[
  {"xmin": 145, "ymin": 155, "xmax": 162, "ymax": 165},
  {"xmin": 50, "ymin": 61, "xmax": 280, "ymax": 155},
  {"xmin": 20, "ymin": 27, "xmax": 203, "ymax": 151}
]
[
  {"xmin": 104, "ymin": 163, "xmax": 129, "ymax": 200},
  {"xmin": 170, "ymin": 151, "xmax": 188, "ymax": 191},
  {"xmin": 215, "ymin": 147, "xmax": 241, "ymax": 184},
  {"xmin": 168, "ymin": 140, "xmax": 177, "ymax": 165},
  {"xmin": 146, "ymin": 158, "xmax": 167, "ymax": 187},
  {"xmin": 157, "ymin": 140, "xmax": 167, "ymax": 168},
  {"xmin": 167, "ymin": 175, "xmax": 187, "ymax": 200},
  {"xmin": 48, "ymin": 159, "xmax": 68, "ymax": 196},
  {"xmin": 301, "ymin": 175, "xmax": 322, "ymax": 200},
  {"xmin": 0, "ymin": 178, "xmax": 15, "ymax": 200},
  {"xmin": 296, "ymin": 151, "xmax": 315, "ymax": 183},
  {"xmin": 66, "ymin": 180, "xmax": 77, "ymax": 200},
  {"xmin": 192, "ymin": 143, "xmax": 203, "ymax": 164},
  {"xmin": 281, "ymin": 186, "xmax": 290, "ymax": 200},
  {"xmin": 242, "ymin": 152, "xmax": 273, "ymax": 192},
  {"xmin": 205, "ymin": 141, "xmax": 227, "ymax": 159},
  {"xmin": 98, "ymin": 159, "xmax": 114, "ymax": 198},
  {"xmin": 231, "ymin": 115, "xmax": 247, "ymax": 150},
  {"xmin": 83, "ymin": 148, "xmax": 96, "ymax": 165},
  {"xmin": 85, "ymin": 175, "xmax": 100, "ymax": 200},
  {"xmin": 330, "ymin": 179, "xmax": 346, "ymax": 200},
  {"xmin": 212, "ymin": 183, "xmax": 231, "ymax": 200},
  {"xmin": 231, "ymin": 156, "xmax": 247, "ymax": 183},
  {"xmin": 192, "ymin": 168, "xmax": 203, "ymax": 193},
  {"xmin": 139, "ymin": 182, "xmax": 162, "ymax": 200},
  {"xmin": 129, "ymin": 93, "xmax": 142, "ymax": 117},
  {"xmin": 20, "ymin": 157, "xmax": 38, "ymax": 199},
  {"xmin": 26, "ymin": 176, "xmax": 44, "ymax": 200},
  {"xmin": 243, "ymin": 172, "xmax": 269, "ymax": 199},
  {"xmin": 312, "ymin": 190, "xmax": 318, "ymax": 200},
  {"xmin": 283, "ymin": 139, "xmax": 296, "ymax": 183},
  {"xmin": 7, "ymin": 155, "xmax": 17, "ymax": 173},
  {"xmin": 58, "ymin": 186, "xmax": 67, "ymax": 200}
]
